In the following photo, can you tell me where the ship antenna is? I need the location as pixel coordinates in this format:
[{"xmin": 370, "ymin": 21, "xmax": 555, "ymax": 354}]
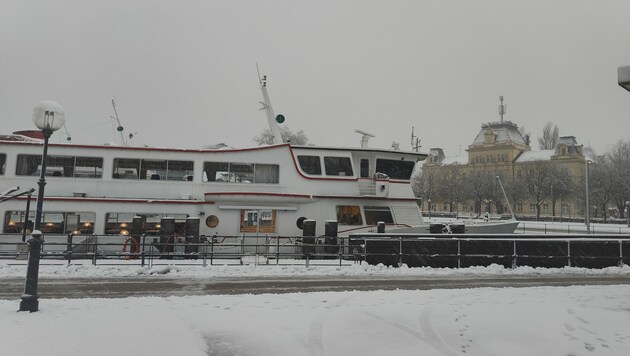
[
  {"xmin": 257, "ymin": 65, "xmax": 284, "ymax": 145},
  {"xmin": 498, "ymin": 96, "xmax": 506, "ymax": 123},
  {"xmin": 110, "ymin": 97, "xmax": 127, "ymax": 146}
]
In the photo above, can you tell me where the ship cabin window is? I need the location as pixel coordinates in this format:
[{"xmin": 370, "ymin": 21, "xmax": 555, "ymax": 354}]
[
  {"xmin": 0, "ymin": 153, "xmax": 5, "ymax": 175},
  {"xmin": 297, "ymin": 155, "xmax": 321, "ymax": 175},
  {"xmin": 240, "ymin": 209, "xmax": 276, "ymax": 233},
  {"xmin": 16, "ymin": 154, "xmax": 103, "ymax": 178},
  {"xmin": 203, "ymin": 162, "xmax": 279, "ymax": 183},
  {"xmin": 336, "ymin": 205, "xmax": 363, "ymax": 225},
  {"xmin": 324, "ymin": 157, "xmax": 353, "ymax": 177},
  {"xmin": 375, "ymin": 159, "xmax": 416, "ymax": 180},
  {"xmin": 364, "ymin": 206, "xmax": 394, "ymax": 225},
  {"xmin": 104, "ymin": 213, "xmax": 188, "ymax": 235},
  {"xmin": 3, "ymin": 210, "xmax": 95, "ymax": 235},
  {"xmin": 112, "ymin": 159, "xmax": 193, "ymax": 181}
]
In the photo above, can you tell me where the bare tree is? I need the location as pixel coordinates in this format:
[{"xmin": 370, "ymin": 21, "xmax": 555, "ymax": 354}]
[
  {"xmin": 434, "ymin": 166, "xmax": 465, "ymax": 214},
  {"xmin": 253, "ymin": 126, "xmax": 310, "ymax": 145},
  {"xmin": 465, "ymin": 171, "xmax": 494, "ymax": 216},
  {"xmin": 605, "ymin": 140, "xmax": 630, "ymax": 218},
  {"xmin": 524, "ymin": 161, "xmax": 557, "ymax": 220},
  {"xmin": 537, "ymin": 122, "xmax": 559, "ymax": 150}
]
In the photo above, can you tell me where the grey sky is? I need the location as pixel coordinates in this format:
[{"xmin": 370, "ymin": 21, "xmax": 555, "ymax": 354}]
[{"xmin": 1, "ymin": 0, "xmax": 629, "ymax": 156}]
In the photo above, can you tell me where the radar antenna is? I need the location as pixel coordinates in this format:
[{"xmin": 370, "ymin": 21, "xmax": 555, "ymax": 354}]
[{"xmin": 354, "ymin": 129, "xmax": 375, "ymax": 148}]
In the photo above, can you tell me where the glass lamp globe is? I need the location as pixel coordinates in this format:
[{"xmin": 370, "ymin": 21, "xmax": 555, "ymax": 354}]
[{"xmin": 32, "ymin": 100, "xmax": 65, "ymax": 132}]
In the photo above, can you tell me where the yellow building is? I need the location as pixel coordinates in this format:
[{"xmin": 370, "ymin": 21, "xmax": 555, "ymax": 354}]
[{"xmin": 421, "ymin": 120, "xmax": 593, "ymax": 220}]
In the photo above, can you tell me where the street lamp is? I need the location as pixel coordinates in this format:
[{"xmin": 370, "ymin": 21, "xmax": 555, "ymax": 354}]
[
  {"xmin": 427, "ymin": 198, "xmax": 432, "ymax": 219},
  {"xmin": 19, "ymin": 101, "xmax": 65, "ymax": 313},
  {"xmin": 584, "ymin": 159, "xmax": 592, "ymax": 234}
]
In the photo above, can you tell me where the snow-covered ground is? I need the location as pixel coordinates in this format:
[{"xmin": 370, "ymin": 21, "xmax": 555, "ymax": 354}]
[{"xmin": 2, "ymin": 261, "xmax": 630, "ymax": 356}]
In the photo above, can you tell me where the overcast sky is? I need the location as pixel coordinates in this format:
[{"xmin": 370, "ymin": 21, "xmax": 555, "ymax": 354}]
[{"xmin": 1, "ymin": 0, "xmax": 629, "ymax": 156}]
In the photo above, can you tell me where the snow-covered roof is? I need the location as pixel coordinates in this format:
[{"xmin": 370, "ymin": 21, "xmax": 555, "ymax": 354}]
[
  {"xmin": 441, "ymin": 155, "xmax": 468, "ymax": 165},
  {"xmin": 471, "ymin": 121, "xmax": 527, "ymax": 146},
  {"xmin": 515, "ymin": 149, "xmax": 555, "ymax": 162}
]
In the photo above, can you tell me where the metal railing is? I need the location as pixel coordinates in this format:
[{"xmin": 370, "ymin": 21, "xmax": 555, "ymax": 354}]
[{"xmin": 2, "ymin": 232, "xmax": 630, "ymax": 269}]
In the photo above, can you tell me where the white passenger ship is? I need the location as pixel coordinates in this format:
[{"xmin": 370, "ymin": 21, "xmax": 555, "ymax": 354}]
[{"xmin": 0, "ymin": 78, "xmax": 518, "ymax": 253}]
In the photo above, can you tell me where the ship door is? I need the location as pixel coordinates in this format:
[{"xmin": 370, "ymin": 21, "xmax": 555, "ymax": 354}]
[
  {"xmin": 240, "ymin": 209, "xmax": 277, "ymax": 252},
  {"xmin": 240, "ymin": 209, "xmax": 277, "ymax": 234},
  {"xmin": 359, "ymin": 158, "xmax": 370, "ymax": 178}
]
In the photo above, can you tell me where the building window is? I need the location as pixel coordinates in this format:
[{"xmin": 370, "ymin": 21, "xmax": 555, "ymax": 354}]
[
  {"xmin": 336, "ymin": 206, "xmax": 363, "ymax": 225},
  {"xmin": 202, "ymin": 162, "xmax": 279, "ymax": 183},
  {"xmin": 3, "ymin": 210, "xmax": 95, "ymax": 235},
  {"xmin": 364, "ymin": 206, "xmax": 394, "ymax": 225},
  {"xmin": 297, "ymin": 155, "xmax": 321, "ymax": 175},
  {"xmin": 543, "ymin": 203, "xmax": 549, "ymax": 212},
  {"xmin": 16, "ymin": 154, "xmax": 103, "ymax": 178}
]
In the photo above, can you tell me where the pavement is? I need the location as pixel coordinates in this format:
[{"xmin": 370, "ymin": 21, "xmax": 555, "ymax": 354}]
[{"xmin": 2, "ymin": 274, "xmax": 629, "ymax": 299}]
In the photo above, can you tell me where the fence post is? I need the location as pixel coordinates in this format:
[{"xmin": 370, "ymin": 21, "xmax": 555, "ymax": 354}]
[
  {"xmin": 140, "ymin": 234, "xmax": 146, "ymax": 267},
  {"xmin": 398, "ymin": 236, "xmax": 403, "ymax": 267},
  {"xmin": 512, "ymin": 240, "xmax": 517, "ymax": 268},
  {"xmin": 276, "ymin": 236, "xmax": 280, "ymax": 265},
  {"xmin": 92, "ymin": 234, "xmax": 98, "ymax": 266},
  {"xmin": 66, "ymin": 232, "xmax": 73, "ymax": 266},
  {"xmin": 211, "ymin": 234, "xmax": 216, "ymax": 266}
]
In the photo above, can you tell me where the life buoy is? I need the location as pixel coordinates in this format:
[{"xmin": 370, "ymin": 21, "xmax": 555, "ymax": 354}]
[{"xmin": 122, "ymin": 236, "xmax": 140, "ymax": 259}]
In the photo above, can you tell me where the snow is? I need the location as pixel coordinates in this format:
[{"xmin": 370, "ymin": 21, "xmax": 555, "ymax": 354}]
[{"xmin": 2, "ymin": 261, "xmax": 630, "ymax": 356}]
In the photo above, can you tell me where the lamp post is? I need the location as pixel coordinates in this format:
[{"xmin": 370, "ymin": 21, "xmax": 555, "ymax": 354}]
[
  {"xmin": 19, "ymin": 101, "xmax": 65, "ymax": 313},
  {"xmin": 584, "ymin": 159, "xmax": 591, "ymax": 234},
  {"xmin": 427, "ymin": 198, "xmax": 432, "ymax": 219},
  {"xmin": 625, "ymin": 201, "xmax": 630, "ymax": 228}
]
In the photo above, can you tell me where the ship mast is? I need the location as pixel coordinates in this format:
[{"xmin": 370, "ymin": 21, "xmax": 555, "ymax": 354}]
[
  {"xmin": 257, "ymin": 67, "xmax": 284, "ymax": 145},
  {"xmin": 110, "ymin": 97, "xmax": 127, "ymax": 146}
]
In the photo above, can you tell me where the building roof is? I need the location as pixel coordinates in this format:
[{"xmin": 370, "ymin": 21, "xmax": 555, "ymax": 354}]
[
  {"xmin": 470, "ymin": 121, "xmax": 527, "ymax": 146},
  {"xmin": 515, "ymin": 149, "xmax": 555, "ymax": 162}
]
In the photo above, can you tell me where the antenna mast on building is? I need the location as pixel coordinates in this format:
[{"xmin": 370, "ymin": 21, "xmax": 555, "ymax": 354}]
[
  {"xmin": 498, "ymin": 96, "xmax": 506, "ymax": 123},
  {"xmin": 411, "ymin": 126, "xmax": 421, "ymax": 152}
]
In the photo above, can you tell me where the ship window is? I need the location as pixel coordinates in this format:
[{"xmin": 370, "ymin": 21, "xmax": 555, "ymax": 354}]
[
  {"xmin": 112, "ymin": 159, "xmax": 193, "ymax": 181},
  {"xmin": 297, "ymin": 155, "xmax": 321, "ymax": 175},
  {"xmin": 336, "ymin": 205, "xmax": 363, "ymax": 225},
  {"xmin": 203, "ymin": 162, "xmax": 279, "ymax": 183},
  {"xmin": 3, "ymin": 210, "xmax": 95, "ymax": 235},
  {"xmin": 0, "ymin": 154, "xmax": 5, "ymax": 175},
  {"xmin": 239, "ymin": 209, "xmax": 276, "ymax": 233},
  {"xmin": 364, "ymin": 206, "xmax": 394, "ymax": 225},
  {"xmin": 104, "ymin": 213, "xmax": 187, "ymax": 235},
  {"xmin": 375, "ymin": 159, "xmax": 415, "ymax": 180},
  {"xmin": 324, "ymin": 157, "xmax": 353, "ymax": 176},
  {"xmin": 16, "ymin": 154, "xmax": 103, "ymax": 178}
]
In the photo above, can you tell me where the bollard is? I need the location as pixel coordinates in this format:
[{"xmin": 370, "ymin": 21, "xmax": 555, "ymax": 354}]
[
  {"xmin": 302, "ymin": 219, "xmax": 316, "ymax": 258},
  {"xmin": 377, "ymin": 221, "xmax": 385, "ymax": 233},
  {"xmin": 324, "ymin": 220, "xmax": 339, "ymax": 257},
  {"xmin": 185, "ymin": 217, "xmax": 200, "ymax": 258}
]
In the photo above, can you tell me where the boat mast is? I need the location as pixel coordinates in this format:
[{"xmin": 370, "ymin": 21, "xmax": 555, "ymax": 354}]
[
  {"xmin": 110, "ymin": 97, "xmax": 127, "ymax": 146},
  {"xmin": 257, "ymin": 67, "xmax": 284, "ymax": 145}
]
